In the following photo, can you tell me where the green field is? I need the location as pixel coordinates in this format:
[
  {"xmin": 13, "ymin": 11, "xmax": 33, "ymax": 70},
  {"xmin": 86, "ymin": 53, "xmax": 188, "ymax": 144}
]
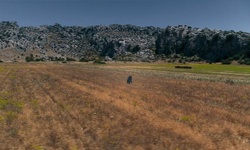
[
  {"xmin": 89, "ymin": 62, "xmax": 250, "ymax": 84},
  {"xmin": 132, "ymin": 63, "xmax": 250, "ymax": 74}
]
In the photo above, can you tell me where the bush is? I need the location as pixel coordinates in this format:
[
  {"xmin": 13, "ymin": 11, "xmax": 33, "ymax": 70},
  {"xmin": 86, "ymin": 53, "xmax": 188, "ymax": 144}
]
[
  {"xmin": 25, "ymin": 54, "xmax": 34, "ymax": 62},
  {"xmin": 178, "ymin": 59, "xmax": 186, "ymax": 64},
  {"xmin": 35, "ymin": 58, "xmax": 45, "ymax": 61},
  {"xmin": 175, "ymin": 66, "xmax": 192, "ymax": 69},
  {"xmin": 246, "ymin": 61, "xmax": 250, "ymax": 65},
  {"xmin": 238, "ymin": 59, "xmax": 245, "ymax": 64},
  {"xmin": 25, "ymin": 57, "xmax": 32, "ymax": 62},
  {"xmin": 79, "ymin": 58, "xmax": 88, "ymax": 62},
  {"xmin": 93, "ymin": 60, "xmax": 106, "ymax": 64},
  {"xmin": 221, "ymin": 59, "xmax": 231, "ymax": 65},
  {"xmin": 66, "ymin": 57, "xmax": 76, "ymax": 61}
]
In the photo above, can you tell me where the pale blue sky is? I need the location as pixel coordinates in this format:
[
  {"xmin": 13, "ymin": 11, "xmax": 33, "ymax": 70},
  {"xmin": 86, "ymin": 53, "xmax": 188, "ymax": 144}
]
[{"xmin": 0, "ymin": 0, "xmax": 249, "ymax": 32}]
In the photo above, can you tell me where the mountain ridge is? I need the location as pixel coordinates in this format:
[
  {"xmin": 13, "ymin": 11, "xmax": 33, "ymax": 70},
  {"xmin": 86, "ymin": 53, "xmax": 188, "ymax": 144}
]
[{"xmin": 0, "ymin": 21, "xmax": 249, "ymax": 63}]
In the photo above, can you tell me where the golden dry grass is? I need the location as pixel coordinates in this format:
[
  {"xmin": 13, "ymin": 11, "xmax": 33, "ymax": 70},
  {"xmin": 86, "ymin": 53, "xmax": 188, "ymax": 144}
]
[{"xmin": 0, "ymin": 62, "xmax": 249, "ymax": 150}]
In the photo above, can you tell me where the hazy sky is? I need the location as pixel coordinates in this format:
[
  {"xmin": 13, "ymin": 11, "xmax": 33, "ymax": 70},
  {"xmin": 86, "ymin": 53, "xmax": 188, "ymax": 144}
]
[{"xmin": 0, "ymin": 0, "xmax": 249, "ymax": 32}]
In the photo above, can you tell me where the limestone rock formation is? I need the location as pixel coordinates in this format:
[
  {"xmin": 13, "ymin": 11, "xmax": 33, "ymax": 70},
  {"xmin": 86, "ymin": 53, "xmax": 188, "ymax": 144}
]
[{"xmin": 0, "ymin": 21, "xmax": 249, "ymax": 63}]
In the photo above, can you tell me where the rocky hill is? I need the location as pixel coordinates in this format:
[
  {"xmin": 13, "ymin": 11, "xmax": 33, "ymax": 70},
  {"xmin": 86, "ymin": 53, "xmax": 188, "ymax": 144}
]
[
  {"xmin": 0, "ymin": 21, "xmax": 250, "ymax": 63},
  {"xmin": 156, "ymin": 25, "xmax": 250, "ymax": 63}
]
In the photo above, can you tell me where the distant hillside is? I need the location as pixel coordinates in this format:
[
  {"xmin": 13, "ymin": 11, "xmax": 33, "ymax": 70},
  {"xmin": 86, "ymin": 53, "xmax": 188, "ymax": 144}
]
[{"xmin": 0, "ymin": 21, "xmax": 250, "ymax": 63}]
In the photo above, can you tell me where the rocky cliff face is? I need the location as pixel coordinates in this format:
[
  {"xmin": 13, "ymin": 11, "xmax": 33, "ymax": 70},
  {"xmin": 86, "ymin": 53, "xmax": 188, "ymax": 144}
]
[
  {"xmin": 0, "ymin": 21, "xmax": 249, "ymax": 63},
  {"xmin": 155, "ymin": 25, "xmax": 250, "ymax": 62}
]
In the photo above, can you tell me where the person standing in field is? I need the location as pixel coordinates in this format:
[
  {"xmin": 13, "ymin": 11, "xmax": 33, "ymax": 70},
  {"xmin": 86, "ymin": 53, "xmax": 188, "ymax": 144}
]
[{"xmin": 127, "ymin": 76, "xmax": 132, "ymax": 84}]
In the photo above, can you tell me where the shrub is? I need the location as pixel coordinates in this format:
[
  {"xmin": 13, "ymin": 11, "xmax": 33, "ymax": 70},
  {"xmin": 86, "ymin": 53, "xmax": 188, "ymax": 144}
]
[
  {"xmin": 179, "ymin": 59, "xmax": 186, "ymax": 64},
  {"xmin": 93, "ymin": 60, "xmax": 106, "ymax": 64},
  {"xmin": 180, "ymin": 116, "xmax": 192, "ymax": 123},
  {"xmin": 175, "ymin": 66, "xmax": 192, "ymax": 69},
  {"xmin": 66, "ymin": 57, "xmax": 76, "ymax": 61},
  {"xmin": 238, "ymin": 58, "xmax": 250, "ymax": 65},
  {"xmin": 221, "ymin": 59, "xmax": 231, "ymax": 65},
  {"xmin": 79, "ymin": 58, "xmax": 88, "ymax": 62},
  {"xmin": 238, "ymin": 59, "xmax": 245, "ymax": 64},
  {"xmin": 55, "ymin": 57, "xmax": 65, "ymax": 61},
  {"xmin": 25, "ymin": 56, "xmax": 31, "ymax": 62},
  {"xmin": 35, "ymin": 58, "xmax": 44, "ymax": 61},
  {"xmin": 246, "ymin": 61, "xmax": 250, "ymax": 65},
  {"xmin": 25, "ymin": 54, "xmax": 34, "ymax": 62}
]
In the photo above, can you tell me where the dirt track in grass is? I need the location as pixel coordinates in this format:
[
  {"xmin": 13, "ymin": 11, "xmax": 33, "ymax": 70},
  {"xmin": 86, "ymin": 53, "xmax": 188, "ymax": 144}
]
[{"xmin": 0, "ymin": 62, "xmax": 249, "ymax": 150}]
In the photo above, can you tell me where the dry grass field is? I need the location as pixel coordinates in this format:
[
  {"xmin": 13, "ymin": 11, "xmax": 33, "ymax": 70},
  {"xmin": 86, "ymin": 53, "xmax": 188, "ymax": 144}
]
[{"xmin": 0, "ymin": 62, "xmax": 249, "ymax": 150}]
